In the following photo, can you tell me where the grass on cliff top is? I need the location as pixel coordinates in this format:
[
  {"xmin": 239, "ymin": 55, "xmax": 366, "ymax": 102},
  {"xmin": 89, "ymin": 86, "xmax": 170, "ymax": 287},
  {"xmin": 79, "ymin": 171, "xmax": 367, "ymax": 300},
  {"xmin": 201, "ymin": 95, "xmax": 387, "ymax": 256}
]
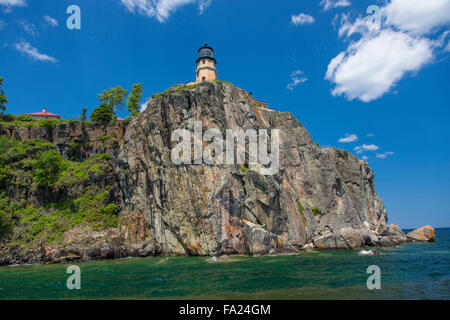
[
  {"xmin": 0, "ymin": 114, "xmax": 87, "ymax": 129},
  {"xmin": 0, "ymin": 136, "xmax": 119, "ymax": 245},
  {"xmin": 150, "ymin": 80, "xmax": 233, "ymax": 99}
]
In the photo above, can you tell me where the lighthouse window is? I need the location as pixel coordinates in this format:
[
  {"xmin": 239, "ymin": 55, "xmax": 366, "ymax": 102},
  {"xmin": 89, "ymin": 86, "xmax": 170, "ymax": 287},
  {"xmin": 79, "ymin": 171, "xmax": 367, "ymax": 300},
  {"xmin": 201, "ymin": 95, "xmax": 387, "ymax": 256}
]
[{"xmin": 203, "ymin": 60, "xmax": 205, "ymax": 64}]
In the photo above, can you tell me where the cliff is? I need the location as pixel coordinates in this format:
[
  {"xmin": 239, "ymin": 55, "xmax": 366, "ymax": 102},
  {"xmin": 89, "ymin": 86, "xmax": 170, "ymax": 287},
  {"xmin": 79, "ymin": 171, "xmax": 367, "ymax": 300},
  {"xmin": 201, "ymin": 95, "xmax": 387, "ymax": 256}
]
[{"xmin": 0, "ymin": 81, "xmax": 407, "ymax": 265}]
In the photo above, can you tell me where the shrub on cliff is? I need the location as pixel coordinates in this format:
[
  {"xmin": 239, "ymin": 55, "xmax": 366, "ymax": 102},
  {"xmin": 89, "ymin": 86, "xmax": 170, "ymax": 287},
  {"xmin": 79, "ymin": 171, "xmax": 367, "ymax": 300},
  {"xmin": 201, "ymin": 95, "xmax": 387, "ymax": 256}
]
[
  {"xmin": 90, "ymin": 103, "xmax": 114, "ymax": 125},
  {"xmin": 17, "ymin": 115, "xmax": 34, "ymax": 122},
  {"xmin": 0, "ymin": 114, "xmax": 15, "ymax": 122},
  {"xmin": 31, "ymin": 149, "xmax": 68, "ymax": 188}
]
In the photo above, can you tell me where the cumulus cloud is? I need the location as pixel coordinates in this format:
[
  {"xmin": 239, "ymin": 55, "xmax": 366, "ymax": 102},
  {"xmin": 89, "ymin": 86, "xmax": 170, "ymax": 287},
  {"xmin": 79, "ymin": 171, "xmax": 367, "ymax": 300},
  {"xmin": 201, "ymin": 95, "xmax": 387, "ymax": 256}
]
[
  {"xmin": 44, "ymin": 15, "xmax": 58, "ymax": 27},
  {"xmin": 354, "ymin": 144, "xmax": 379, "ymax": 154},
  {"xmin": 376, "ymin": 151, "xmax": 394, "ymax": 159},
  {"xmin": 327, "ymin": 1, "xmax": 450, "ymax": 103},
  {"xmin": 291, "ymin": 13, "xmax": 315, "ymax": 26},
  {"xmin": 120, "ymin": 0, "xmax": 210, "ymax": 22},
  {"xmin": 0, "ymin": 0, "xmax": 26, "ymax": 12},
  {"xmin": 287, "ymin": 70, "xmax": 308, "ymax": 90},
  {"xmin": 383, "ymin": 0, "xmax": 450, "ymax": 35},
  {"xmin": 338, "ymin": 133, "xmax": 358, "ymax": 143},
  {"xmin": 13, "ymin": 40, "xmax": 57, "ymax": 63},
  {"xmin": 320, "ymin": 0, "xmax": 351, "ymax": 11},
  {"xmin": 326, "ymin": 29, "xmax": 434, "ymax": 102}
]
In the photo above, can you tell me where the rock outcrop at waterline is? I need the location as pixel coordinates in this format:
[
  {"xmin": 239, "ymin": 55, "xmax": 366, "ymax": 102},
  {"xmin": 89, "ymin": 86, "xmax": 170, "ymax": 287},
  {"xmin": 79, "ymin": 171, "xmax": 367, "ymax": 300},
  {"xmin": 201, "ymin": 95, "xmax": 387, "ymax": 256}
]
[
  {"xmin": 0, "ymin": 81, "xmax": 409, "ymax": 265},
  {"xmin": 407, "ymin": 226, "xmax": 435, "ymax": 242}
]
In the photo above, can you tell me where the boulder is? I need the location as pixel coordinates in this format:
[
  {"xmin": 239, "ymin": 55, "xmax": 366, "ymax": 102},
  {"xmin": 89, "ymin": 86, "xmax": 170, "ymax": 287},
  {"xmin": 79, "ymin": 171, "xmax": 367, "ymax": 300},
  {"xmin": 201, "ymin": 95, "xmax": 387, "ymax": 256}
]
[
  {"xmin": 361, "ymin": 231, "xmax": 380, "ymax": 246},
  {"xmin": 380, "ymin": 224, "xmax": 408, "ymax": 243},
  {"xmin": 407, "ymin": 225, "xmax": 435, "ymax": 242}
]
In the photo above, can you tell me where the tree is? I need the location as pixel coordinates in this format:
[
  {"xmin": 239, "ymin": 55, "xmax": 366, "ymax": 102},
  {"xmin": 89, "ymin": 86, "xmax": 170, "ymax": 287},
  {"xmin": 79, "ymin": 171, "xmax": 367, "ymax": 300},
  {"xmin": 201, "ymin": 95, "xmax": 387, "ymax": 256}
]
[
  {"xmin": 127, "ymin": 83, "xmax": 142, "ymax": 117},
  {"xmin": 32, "ymin": 149, "xmax": 67, "ymax": 188},
  {"xmin": 0, "ymin": 77, "xmax": 8, "ymax": 114},
  {"xmin": 81, "ymin": 108, "xmax": 87, "ymax": 122},
  {"xmin": 98, "ymin": 86, "xmax": 128, "ymax": 112},
  {"xmin": 90, "ymin": 103, "xmax": 114, "ymax": 125}
]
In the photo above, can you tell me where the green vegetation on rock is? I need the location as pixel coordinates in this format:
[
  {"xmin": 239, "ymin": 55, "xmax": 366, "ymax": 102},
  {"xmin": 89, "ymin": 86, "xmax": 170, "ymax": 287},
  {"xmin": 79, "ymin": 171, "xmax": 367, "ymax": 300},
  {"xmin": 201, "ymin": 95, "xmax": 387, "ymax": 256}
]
[
  {"xmin": 0, "ymin": 136, "xmax": 119, "ymax": 243},
  {"xmin": 90, "ymin": 103, "xmax": 114, "ymax": 125},
  {"xmin": 311, "ymin": 207, "xmax": 322, "ymax": 217}
]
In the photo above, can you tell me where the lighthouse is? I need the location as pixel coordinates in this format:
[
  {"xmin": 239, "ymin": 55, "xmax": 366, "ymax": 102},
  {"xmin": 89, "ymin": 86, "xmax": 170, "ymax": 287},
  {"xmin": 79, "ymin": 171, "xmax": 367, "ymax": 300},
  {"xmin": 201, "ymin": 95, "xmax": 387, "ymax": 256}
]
[{"xmin": 195, "ymin": 43, "xmax": 217, "ymax": 83}]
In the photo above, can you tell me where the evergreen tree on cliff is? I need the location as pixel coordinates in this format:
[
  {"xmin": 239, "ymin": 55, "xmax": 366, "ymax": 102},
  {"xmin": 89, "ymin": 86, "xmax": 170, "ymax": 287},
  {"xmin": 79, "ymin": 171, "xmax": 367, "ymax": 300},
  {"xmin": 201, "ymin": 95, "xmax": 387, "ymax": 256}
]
[
  {"xmin": 81, "ymin": 108, "xmax": 87, "ymax": 122},
  {"xmin": 0, "ymin": 77, "xmax": 8, "ymax": 114},
  {"xmin": 98, "ymin": 86, "xmax": 128, "ymax": 113},
  {"xmin": 127, "ymin": 83, "xmax": 142, "ymax": 117},
  {"xmin": 90, "ymin": 103, "xmax": 114, "ymax": 125}
]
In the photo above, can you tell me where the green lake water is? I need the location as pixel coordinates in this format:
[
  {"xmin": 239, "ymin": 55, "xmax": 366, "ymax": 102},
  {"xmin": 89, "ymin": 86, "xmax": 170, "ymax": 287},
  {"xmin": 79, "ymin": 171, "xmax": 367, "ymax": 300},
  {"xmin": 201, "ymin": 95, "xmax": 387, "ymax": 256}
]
[{"xmin": 1, "ymin": 228, "xmax": 449, "ymax": 300}]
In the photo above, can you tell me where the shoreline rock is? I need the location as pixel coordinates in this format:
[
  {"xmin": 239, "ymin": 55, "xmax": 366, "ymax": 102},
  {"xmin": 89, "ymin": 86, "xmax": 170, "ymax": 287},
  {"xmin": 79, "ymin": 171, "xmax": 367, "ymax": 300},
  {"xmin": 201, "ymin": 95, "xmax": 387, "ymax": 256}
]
[{"xmin": 406, "ymin": 225, "xmax": 435, "ymax": 242}]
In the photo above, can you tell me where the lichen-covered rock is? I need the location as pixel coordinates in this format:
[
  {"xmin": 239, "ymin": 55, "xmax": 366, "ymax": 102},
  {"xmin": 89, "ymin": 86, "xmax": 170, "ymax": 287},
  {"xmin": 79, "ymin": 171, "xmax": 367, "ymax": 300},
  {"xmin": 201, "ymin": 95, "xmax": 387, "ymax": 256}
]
[{"xmin": 407, "ymin": 225, "xmax": 435, "ymax": 242}]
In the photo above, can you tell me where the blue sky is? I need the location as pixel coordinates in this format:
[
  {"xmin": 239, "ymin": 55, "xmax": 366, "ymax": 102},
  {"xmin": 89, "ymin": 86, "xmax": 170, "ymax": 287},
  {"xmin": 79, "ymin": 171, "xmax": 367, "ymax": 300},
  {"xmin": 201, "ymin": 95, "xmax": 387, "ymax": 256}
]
[{"xmin": 0, "ymin": 0, "xmax": 449, "ymax": 228}]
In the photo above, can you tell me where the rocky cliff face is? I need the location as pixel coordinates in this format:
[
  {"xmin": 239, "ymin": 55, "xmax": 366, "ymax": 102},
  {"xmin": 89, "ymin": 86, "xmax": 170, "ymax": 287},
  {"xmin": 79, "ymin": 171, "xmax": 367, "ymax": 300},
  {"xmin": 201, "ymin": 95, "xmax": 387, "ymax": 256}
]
[{"xmin": 0, "ymin": 81, "xmax": 407, "ymax": 265}]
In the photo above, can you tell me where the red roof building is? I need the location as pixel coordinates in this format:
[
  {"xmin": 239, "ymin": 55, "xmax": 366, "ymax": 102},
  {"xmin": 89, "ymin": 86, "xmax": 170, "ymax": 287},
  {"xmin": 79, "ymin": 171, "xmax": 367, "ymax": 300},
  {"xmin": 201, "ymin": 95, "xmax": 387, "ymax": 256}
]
[{"xmin": 25, "ymin": 109, "xmax": 61, "ymax": 120}]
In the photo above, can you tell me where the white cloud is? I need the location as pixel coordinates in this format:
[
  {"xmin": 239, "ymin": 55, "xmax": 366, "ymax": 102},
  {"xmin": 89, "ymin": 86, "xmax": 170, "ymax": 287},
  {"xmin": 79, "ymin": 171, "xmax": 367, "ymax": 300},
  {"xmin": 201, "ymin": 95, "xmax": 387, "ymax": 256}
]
[
  {"xmin": 376, "ymin": 151, "xmax": 394, "ymax": 159},
  {"xmin": 354, "ymin": 144, "xmax": 379, "ymax": 154},
  {"xmin": 140, "ymin": 101, "xmax": 148, "ymax": 112},
  {"xmin": 120, "ymin": 0, "xmax": 210, "ymax": 22},
  {"xmin": 338, "ymin": 133, "xmax": 358, "ymax": 143},
  {"xmin": 44, "ymin": 15, "xmax": 58, "ymax": 27},
  {"xmin": 18, "ymin": 19, "xmax": 37, "ymax": 35},
  {"xmin": 198, "ymin": 0, "xmax": 211, "ymax": 14},
  {"xmin": 287, "ymin": 70, "xmax": 308, "ymax": 90},
  {"xmin": 446, "ymin": 41, "xmax": 450, "ymax": 51},
  {"xmin": 327, "ymin": 1, "xmax": 450, "ymax": 103},
  {"xmin": 361, "ymin": 155, "xmax": 369, "ymax": 160},
  {"xmin": 366, "ymin": 133, "xmax": 375, "ymax": 137},
  {"xmin": 291, "ymin": 13, "xmax": 315, "ymax": 26},
  {"xmin": 0, "ymin": 0, "xmax": 26, "ymax": 12},
  {"xmin": 13, "ymin": 41, "xmax": 57, "ymax": 63},
  {"xmin": 383, "ymin": 0, "xmax": 450, "ymax": 35},
  {"xmin": 320, "ymin": 0, "xmax": 351, "ymax": 11},
  {"xmin": 326, "ymin": 29, "xmax": 433, "ymax": 102},
  {"xmin": 338, "ymin": 13, "xmax": 380, "ymax": 39}
]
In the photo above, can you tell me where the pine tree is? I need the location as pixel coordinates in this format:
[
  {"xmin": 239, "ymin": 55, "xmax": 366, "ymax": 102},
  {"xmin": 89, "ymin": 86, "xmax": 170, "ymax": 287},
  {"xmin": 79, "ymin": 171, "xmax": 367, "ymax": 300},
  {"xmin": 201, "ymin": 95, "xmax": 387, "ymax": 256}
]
[
  {"xmin": 90, "ymin": 104, "xmax": 114, "ymax": 125},
  {"xmin": 0, "ymin": 77, "xmax": 8, "ymax": 114},
  {"xmin": 127, "ymin": 83, "xmax": 142, "ymax": 117},
  {"xmin": 98, "ymin": 86, "xmax": 128, "ymax": 112},
  {"xmin": 81, "ymin": 108, "xmax": 87, "ymax": 122}
]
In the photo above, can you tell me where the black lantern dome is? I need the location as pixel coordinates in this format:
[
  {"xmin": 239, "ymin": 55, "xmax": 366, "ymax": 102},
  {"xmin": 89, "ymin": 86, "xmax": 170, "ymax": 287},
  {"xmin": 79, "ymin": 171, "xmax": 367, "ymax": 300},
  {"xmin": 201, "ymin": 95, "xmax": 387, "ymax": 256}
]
[{"xmin": 197, "ymin": 43, "xmax": 216, "ymax": 64}]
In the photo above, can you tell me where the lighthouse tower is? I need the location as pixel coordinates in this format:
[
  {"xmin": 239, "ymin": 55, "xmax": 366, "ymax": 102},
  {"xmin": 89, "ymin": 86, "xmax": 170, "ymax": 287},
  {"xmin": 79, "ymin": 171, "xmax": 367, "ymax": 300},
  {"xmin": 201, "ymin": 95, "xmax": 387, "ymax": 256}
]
[{"xmin": 195, "ymin": 43, "xmax": 217, "ymax": 83}]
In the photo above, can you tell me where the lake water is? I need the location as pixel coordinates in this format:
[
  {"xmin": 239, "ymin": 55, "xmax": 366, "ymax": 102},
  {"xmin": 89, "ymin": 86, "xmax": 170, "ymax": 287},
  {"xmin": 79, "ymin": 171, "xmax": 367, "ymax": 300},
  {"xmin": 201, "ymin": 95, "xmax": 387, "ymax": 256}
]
[{"xmin": 1, "ymin": 228, "xmax": 449, "ymax": 300}]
